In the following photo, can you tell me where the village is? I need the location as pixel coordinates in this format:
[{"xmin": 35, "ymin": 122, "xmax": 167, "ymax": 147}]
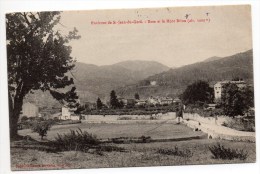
[{"xmin": 19, "ymin": 79, "xmax": 253, "ymax": 123}]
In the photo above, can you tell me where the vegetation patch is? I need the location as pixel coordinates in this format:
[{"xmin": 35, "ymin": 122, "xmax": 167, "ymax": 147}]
[
  {"xmin": 111, "ymin": 136, "xmax": 152, "ymax": 144},
  {"xmin": 222, "ymin": 118, "xmax": 255, "ymax": 132},
  {"xmin": 157, "ymin": 146, "xmax": 193, "ymax": 158},
  {"xmin": 117, "ymin": 117, "xmax": 132, "ymax": 120},
  {"xmin": 209, "ymin": 143, "xmax": 248, "ymax": 160},
  {"xmin": 51, "ymin": 128, "xmax": 100, "ymax": 152}
]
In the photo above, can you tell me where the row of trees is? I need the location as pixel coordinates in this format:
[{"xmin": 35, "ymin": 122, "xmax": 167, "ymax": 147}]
[
  {"xmin": 181, "ymin": 80, "xmax": 254, "ymax": 117},
  {"xmin": 96, "ymin": 91, "xmax": 140, "ymax": 109},
  {"xmin": 221, "ymin": 83, "xmax": 254, "ymax": 116}
]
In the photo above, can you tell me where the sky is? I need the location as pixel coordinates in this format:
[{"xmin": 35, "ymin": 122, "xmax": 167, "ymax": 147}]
[{"xmin": 58, "ymin": 5, "xmax": 252, "ymax": 67}]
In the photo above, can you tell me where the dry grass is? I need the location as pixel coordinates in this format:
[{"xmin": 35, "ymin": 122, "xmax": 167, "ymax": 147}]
[{"xmin": 11, "ymin": 139, "xmax": 256, "ymax": 170}]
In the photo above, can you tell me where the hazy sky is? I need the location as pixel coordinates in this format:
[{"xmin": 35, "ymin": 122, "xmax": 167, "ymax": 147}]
[{"xmin": 58, "ymin": 5, "xmax": 252, "ymax": 67}]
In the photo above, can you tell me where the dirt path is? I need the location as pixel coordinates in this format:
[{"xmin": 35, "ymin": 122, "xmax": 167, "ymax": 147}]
[{"xmin": 183, "ymin": 119, "xmax": 255, "ymax": 142}]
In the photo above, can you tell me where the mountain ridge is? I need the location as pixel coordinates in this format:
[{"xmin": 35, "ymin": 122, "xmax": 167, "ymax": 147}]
[{"xmin": 116, "ymin": 49, "xmax": 253, "ymax": 99}]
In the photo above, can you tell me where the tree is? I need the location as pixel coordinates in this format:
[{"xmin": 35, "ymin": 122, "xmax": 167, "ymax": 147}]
[
  {"xmin": 6, "ymin": 12, "xmax": 80, "ymax": 138},
  {"xmin": 31, "ymin": 120, "xmax": 53, "ymax": 140},
  {"xmin": 221, "ymin": 83, "xmax": 254, "ymax": 117},
  {"xmin": 110, "ymin": 90, "xmax": 120, "ymax": 109},
  {"xmin": 134, "ymin": 93, "xmax": 140, "ymax": 100},
  {"xmin": 182, "ymin": 80, "xmax": 214, "ymax": 106},
  {"xmin": 96, "ymin": 97, "xmax": 103, "ymax": 109}
]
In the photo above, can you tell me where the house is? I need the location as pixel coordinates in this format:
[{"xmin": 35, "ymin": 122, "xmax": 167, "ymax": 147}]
[
  {"xmin": 136, "ymin": 99, "xmax": 146, "ymax": 106},
  {"xmin": 122, "ymin": 98, "xmax": 136, "ymax": 106},
  {"xmin": 159, "ymin": 97, "xmax": 173, "ymax": 105},
  {"xmin": 214, "ymin": 80, "xmax": 246, "ymax": 100},
  {"xmin": 205, "ymin": 104, "xmax": 216, "ymax": 110},
  {"xmin": 147, "ymin": 96, "xmax": 160, "ymax": 105},
  {"xmin": 40, "ymin": 107, "xmax": 61, "ymax": 119},
  {"xmin": 150, "ymin": 81, "xmax": 157, "ymax": 86},
  {"xmin": 21, "ymin": 102, "xmax": 39, "ymax": 118},
  {"xmin": 173, "ymin": 98, "xmax": 181, "ymax": 103},
  {"xmin": 59, "ymin": 107, "xmax": 80, "ymax": 120}
]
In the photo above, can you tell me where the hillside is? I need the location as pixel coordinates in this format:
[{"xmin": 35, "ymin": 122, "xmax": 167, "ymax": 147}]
[
  {"xmin": 72, "ymin": 60, "xmax": 169, "ymax": 101},
  {"xmin": 203, "ymin": 56, "xmax": 222, "ymax": 62},
  {"xmin": 117, "ymin": 49, "xmax": 254, "ymax": 99},
  {"xmin": 24, "ymin": 60, "xmax": 169, "ymax": 106}
]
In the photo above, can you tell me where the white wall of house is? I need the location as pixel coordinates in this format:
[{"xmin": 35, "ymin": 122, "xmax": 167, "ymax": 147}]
[
  {"xmin": 214, "ymin": 82, "xmax": 222, "ymax": 99},
  {"xmin": 214, "ymin": 81, "xmax": 247, "ymax": 100},
  {"xmin": 60, "ymin": 107, "xmax": 80, "ymax": 120}
]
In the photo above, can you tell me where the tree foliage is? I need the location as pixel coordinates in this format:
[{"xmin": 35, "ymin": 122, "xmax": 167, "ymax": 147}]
[
  {"xmin": 31, "ymin": 120, "xmax": 53, "ymax": 140},
  {"xmin": 96, "ymin": 97, "xmax": 103, "ymax": 109},
  {"xmin": 221, "ymin": 83, "xmax": 254, "ymax": 117},
  {"xmin": 110, "ymin": 90, "xmax": 121, "ymax": 109},
  {"xmin": 6, "ymin": 12, "xmax": 80, "ymax": 138},
  {"xmin": 182, "ymin": 80, "xmax": 214, "ymax": 106},
  {"xmin": 134, "ymin": 93, "xmax": 140, "ymax": 100}
]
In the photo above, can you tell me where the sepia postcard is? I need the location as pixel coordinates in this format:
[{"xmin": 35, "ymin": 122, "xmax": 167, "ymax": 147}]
[{"xmin": 6, "ymin": 5, "xmax": 255, "ymax": 171}]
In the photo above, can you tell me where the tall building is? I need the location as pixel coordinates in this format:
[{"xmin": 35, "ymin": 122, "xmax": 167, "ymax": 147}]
[{"xmin": 214, "ymin": 80, "xmax": 246, "ymax": 100}]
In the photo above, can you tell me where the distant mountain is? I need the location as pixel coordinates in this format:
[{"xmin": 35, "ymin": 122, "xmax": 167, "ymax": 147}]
[
  {"xmin": 24, "ymin": 60, "xmax": 169, "ymax": 106},
  {"xmin": 68, "ymin": 60, "xmax": 169, "ymax": 102},
  {"xmin": 117, "ymin": 49, "xmax": 254, "ymax": 99},
  {"xmin": 203, "ymin": 56, "xmax": 222, "ymax": 62},
  {"xmin": 113, "ymin": 60, "xmax": 170, "ymax": 78}
]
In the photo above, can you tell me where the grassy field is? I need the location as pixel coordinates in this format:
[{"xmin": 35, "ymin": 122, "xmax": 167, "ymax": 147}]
[
  {"xmin": 11, "ymin": 139, "xmax": 256, "ymax": 170},
  {"xmin": 12, "ymin": 122, "xmax": 256, "ymax": 171},
  {"xmin": 18, "ymin": 122, "xmax": 205, "ymax": 141}
]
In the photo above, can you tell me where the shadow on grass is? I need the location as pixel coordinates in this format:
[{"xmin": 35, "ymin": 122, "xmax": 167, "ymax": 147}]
[{"xmin": 11, "ymin": 134, "xmax": 127, "ymax": 155}]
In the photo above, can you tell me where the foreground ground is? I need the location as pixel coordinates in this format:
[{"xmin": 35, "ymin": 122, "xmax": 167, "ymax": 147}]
[
  {"xmin": 11, "ymin": 139, "xmax": 256, "ymax": 170},
  {"xmin": 12, "ymin": 122, "xmax": 256, "ymax": 170}
]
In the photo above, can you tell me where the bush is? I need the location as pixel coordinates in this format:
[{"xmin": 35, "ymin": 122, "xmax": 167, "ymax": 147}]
[
  {"xmin": 31, "ymin": 120, "xmax": 53, "ymax": 139},
  {"xmin": 221, "ymin": 118, "xmax": 255, "ymax": 132},
  {"xmin": 157, "ymin": 146, "xmax": 193, "ymax": 158},
  {"xmin": 52, "ymin": 128, "xmax": 100, "ymax": 152},
  {"xmin": 117, "ymin": 117, "xmax": 132, "ymax": 120},
  {"xmin": 209, "ymin": 143, "xmax": 248, "ymax": 160},
  {"xmin": 21, "ymin": 116, "xmax": 28, "ymax": 122},
  {"xmin": 57, "ymin": 120, "xmax": 81, "ymax": 125}
]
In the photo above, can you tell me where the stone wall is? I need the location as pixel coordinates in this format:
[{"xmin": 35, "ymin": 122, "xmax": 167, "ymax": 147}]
[
  {"xmin": 82, "ymin": 112, "xmax": 177, "ymax": 123},
  {"xmin": 183, "ymin": 113, "xmax": 255, "ymax": 142},
  {"xmin": 183, "ymin": 113, "xmax": 234, "ymax": 126}
]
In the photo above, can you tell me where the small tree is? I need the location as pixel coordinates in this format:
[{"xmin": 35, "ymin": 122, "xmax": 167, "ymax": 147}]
[
  {"xmin": 134, "ymin": 93, "xmax": 140, "ymax": 100},
  {"xmin": 110, "ymin": 90, "xmax": 120, "ymax": 109},
  {"xmin": 31, "ymin": 120, "xmax": 53, "ymax": 140},
  {"xmin": 96, "ymin": 97, "xmax": 103, "ymax": 109}
]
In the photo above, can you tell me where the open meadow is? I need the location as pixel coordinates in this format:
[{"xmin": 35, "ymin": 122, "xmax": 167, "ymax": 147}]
[
  {"xmin": 18, "ymin": 122, "xmax": 206, "ymax": 141},
  {"xmin": 11, "ymin": 122, "xmax": 256, "ymax": 170}
]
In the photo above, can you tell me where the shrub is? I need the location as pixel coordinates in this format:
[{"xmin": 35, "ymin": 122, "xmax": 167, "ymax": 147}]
[
  {"xmin": 21, "ymin": 116, "xmax": 28, "ymax": 122},
  {"xmin": 157, "ymin": 146, "xmax": 193, "ymax": 158},
  {"xmin": 209, "ymin": 143, "xmax": 248, "ymax": 160},
  {"xmin": 31, "ymin": 120, "xmax": 53, "ymax": 140},
  {"xmin": 117, "ymin": 116, "xmax": 132, "ymax": 120},
  {"xmin": 221, "ymin": 119, "xmax": 255, "ymax": 132},
  {"xmin": 52, "ymin": 128, "xmax": 100, "ymax": 152}
]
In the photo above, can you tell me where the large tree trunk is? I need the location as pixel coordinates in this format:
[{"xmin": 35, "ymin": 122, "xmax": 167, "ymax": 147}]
[{"xmin": 9, "ymin": 91, "xmax": 24, "ymax": 139}]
